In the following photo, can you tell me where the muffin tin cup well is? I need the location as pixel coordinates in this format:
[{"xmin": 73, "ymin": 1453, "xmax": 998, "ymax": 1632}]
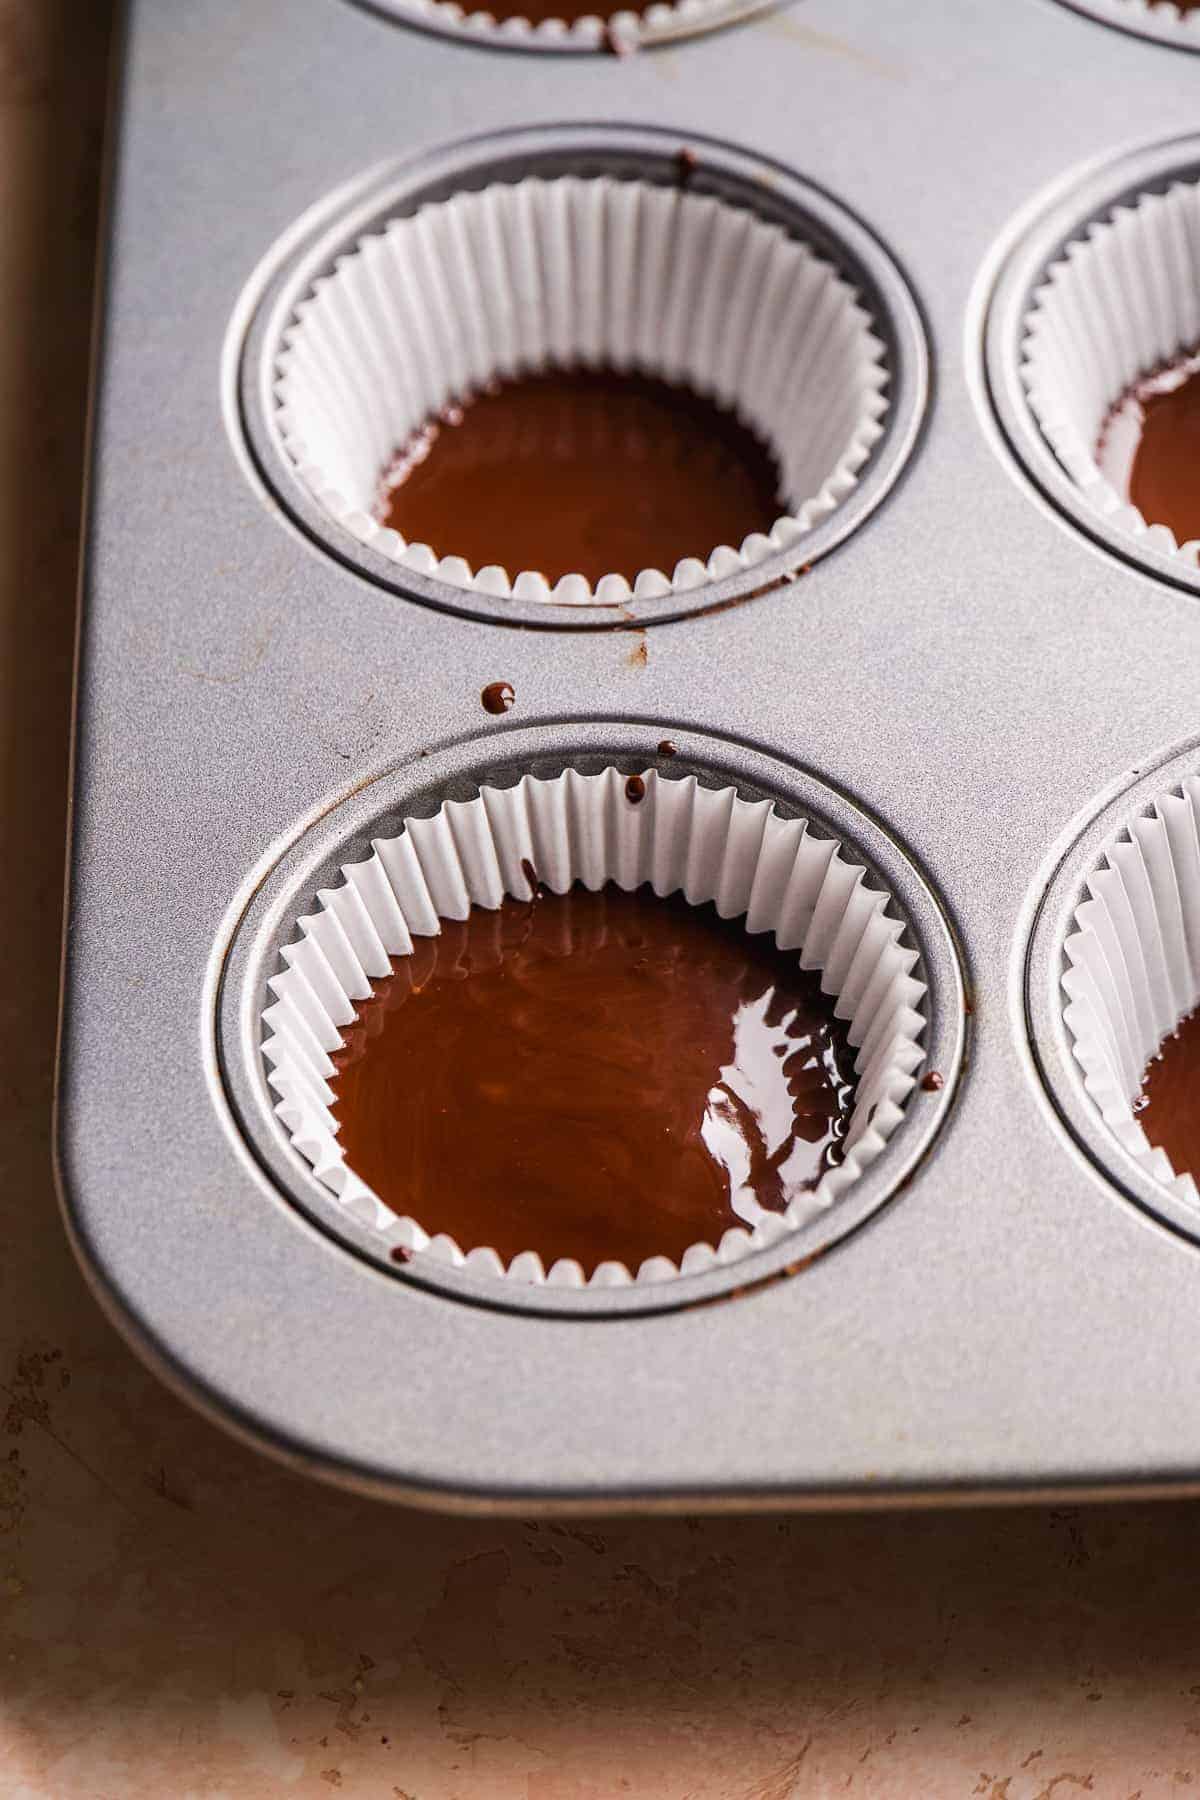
[
  {"xmin": 239, "ymin": 126, "xmax": 928, "ymax": 627},
  {"xmin": 274, "ymin": 173, "xmax": 887, "ymax": 607},
  {"xmin": 218, "ymin": 727, "xmax": 964, "ymax": 1319},
  {"xmin": 986, "ymin": 134, "xmax": 1200, "ymax": 595},
  {"xmin": 352, "ymin": 0, "xmax": 779, "ymax": 55},
  {"xmin": 262, "ymin": 764, "xmax": 928, "ymax": 1289},
  {"xmin": 1027, "ymin": 740, "xmax": 1200, "ymax": 1245},
  {"xmin": 1059, "ymin": 775, "xmax": 1200, "ymax": 1210},
  {"xmin": 1022, "ymin": 173, "xmax": 1200, "ymax": 569}
]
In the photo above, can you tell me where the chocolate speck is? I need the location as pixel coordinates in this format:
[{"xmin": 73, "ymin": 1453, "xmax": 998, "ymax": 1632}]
[
  {"xmin": 481, "ymin": 681, "xmax": 515, "ymax": 715},
  {"xmin": 920, "ymin": 1070, "xmax": 944, "ymax": 1093},
  {"xmin": 520, "ymin": 856, "xmax": 544, "ymax": 900},
  {"xmin": 657, "ymin": 739, "xmax": 677, "ymax": 757},
  {"xmin": 676, "ymin": 147, "xmax": 698, "ymax": 186},
  {"xmin": 389, "ymin": 1244, "xmax": 414, "ymax": 1264},
  {"xmin": 625, "ymin": 774, "xmax": 646, "ymax": 805},
  {"xmin": 627, "ymin": 636, "xmax": 648, "ymax": 669}
]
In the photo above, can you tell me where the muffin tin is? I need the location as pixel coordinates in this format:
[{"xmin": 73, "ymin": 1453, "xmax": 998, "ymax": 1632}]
[{"xmin": 56, "ymin": 0, "xmax": 1200, "ymax": 1509}]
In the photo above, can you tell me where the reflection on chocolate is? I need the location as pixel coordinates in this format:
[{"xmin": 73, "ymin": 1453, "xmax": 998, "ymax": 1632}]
[
  {"xmin": 1140, "ymin": 1006, "xmax": 1200, "ymax": 1180},
  {"xmin": 332, "ymin": 884, "xmax": 856, "ymax": 1272},
  {"xmin": 377, "ymin": 368, "xmax": 784, "ymax": 587},
  {"xmin": 1105, "ymin": 349, "xmax": 1200, "ymax": 544}
]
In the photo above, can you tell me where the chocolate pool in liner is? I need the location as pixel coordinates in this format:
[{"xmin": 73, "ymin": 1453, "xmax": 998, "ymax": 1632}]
[
  {"xmin": 1021, "ymin": 174, "xmax": 1200, "ymax": 569},
  {"xmin": 1061, "ymin": 773, "xmax": 1200, "ymax": 1211},
  {"xmin": 262, "ymin": 768, "xmax": 928, "ymax": 1286},
  {"xmin": 273, "ymin": 175, "xmax": 889, "ymax": 606}
]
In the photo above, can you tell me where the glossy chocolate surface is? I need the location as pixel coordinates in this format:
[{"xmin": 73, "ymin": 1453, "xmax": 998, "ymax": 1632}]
[
  {"xmin": 1108, "ymin": 350, "xmax": 1200, "ymax": 545},
  {"xmin": 331, "ymin": 883, "xmax": 856, "ymax": 1273},
  {"xmin": 1140, "ymin": 1005, "xmax": 1200, "ymax": 1181},
  {"xmin": 480, "ymin": 680, "xmax": 515, "ymax": 715},
  {"xmin": 377, "ymin": 368, "xmax": 784, "ymax": 587}
]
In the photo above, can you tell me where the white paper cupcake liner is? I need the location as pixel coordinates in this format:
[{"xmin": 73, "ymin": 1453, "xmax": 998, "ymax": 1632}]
[
  {"xmin": 261, "ymin": 767, "xmax": 928, "ymax": 1286},
  {"xmin": 1061, "ymin": 775, "xmax": 1200, "ymax": 1207},
  {"xmin": 1065, "ymin": 0, "xmax": 1200, "ymax": 46},
  {"xmin": 379, "ymin": 0, "xmax": 774, "ymax": 52},
  {"xmin": 1022, "ymin": 174, "xmax": 1200, "ymax": 568},
  {"xmin": 274, "ymin": 175, "xmax": 889, "ymax": 606}
]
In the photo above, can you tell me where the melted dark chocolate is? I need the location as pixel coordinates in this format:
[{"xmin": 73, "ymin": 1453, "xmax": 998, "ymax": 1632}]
[
  {"xmin": 331, "ymin": 883, "xmax": 856, "ymax": 1272},
  {"xmin": 481, "ymin": 680, "xmax": 515, "ymax": 715},
  {"xmin": 1106, "ymin": 350, "xmax": 1200, "ymax": 544},
  {"xmin": 377, "ymin": 368, "xmax": 784, "ymax": 586},
  {"xmin": 1140, "ymin": 1006, "xmax": 1200, "ymax": 1181}
]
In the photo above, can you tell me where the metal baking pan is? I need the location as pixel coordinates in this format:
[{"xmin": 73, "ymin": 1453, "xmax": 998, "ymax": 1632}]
[{"xmin": 55, "ymin": 0, "xmax": 1200, "ymax": 1510}]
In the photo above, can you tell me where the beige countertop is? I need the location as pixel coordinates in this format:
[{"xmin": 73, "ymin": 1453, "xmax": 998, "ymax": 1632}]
[{"xmin": 4, "ymin": 4, "xmax": 1200, "ymax": 1795}]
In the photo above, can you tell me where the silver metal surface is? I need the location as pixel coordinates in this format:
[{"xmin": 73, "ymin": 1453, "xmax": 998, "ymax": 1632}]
[
  {"xmin": 56, "ymin": 0, "xmax": 1200, "ymax": 1510},
  {"xmin": 239, "ymin": 123, "xmax": 929, "ymax": 627}
]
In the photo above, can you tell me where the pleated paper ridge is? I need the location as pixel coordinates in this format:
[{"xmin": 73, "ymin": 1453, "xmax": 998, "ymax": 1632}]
[
  {"xmin": 379, "ymin": 0, "xmax": 772, "ymax": 49},
  {"xmin": 1079, "ymin": 0, "xmax": 1200, "ymax": 43},
  {"xmin": 274, "ymin": 176, "xmax": 889, "ymax": 606},
  {"xmin": 262, "ymin": 768, "xmax": 928, "ymax": 1286},
  {"xmin": 1062, "ymin": 775, "xmax": 1200, "ymax": 1207},
  {"xmin": 1022, "ymin": 176, "xmax": 1200, "ymax": 567}
]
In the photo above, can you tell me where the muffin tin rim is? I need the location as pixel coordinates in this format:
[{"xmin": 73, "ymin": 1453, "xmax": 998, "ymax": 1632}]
[
  {"xmin": 70, "ymin": 0, "xmax": 1200, "ymax": 1511},
  {"xmin": 346, "ymin": 0, "xmax": 784, "ymax": 56},
  {"xmin": 984, "ymin": 130, "xmax": 1200, "ymax": 598},
  {"xmin": 234, "ymin": 121, "xmax": 931, "ymax": 630},
  {"xmin": 214, "ymin": 719, "xmax": 967, "ymax": 1319},
  {"xmin": 1047, "ymin": 0, "xmax": 1200, "ymax": 53},
  {"xmin": 1026, "ymin": 732, "xmax": 1200, "ymax": 1245}
]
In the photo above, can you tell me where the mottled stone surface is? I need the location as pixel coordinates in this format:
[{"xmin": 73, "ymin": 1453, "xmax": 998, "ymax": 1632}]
[{"xmin": 4, "ymin": 3, "xmax": 1200, "ymax": 1795}]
